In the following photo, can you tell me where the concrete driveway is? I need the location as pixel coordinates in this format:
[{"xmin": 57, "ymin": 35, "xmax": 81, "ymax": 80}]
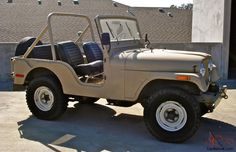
[{"xmin": 0, "ymin": 91, "xmax": 235, "ymax": 152}]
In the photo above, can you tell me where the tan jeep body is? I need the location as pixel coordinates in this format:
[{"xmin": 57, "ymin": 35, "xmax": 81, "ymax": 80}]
[{"xmin": 12, "ymin": 48, "xmax": 217, "ymax": 100}]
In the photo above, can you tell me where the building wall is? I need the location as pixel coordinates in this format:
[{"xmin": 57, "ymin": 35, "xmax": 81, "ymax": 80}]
[
  {"xmin": 192, "ymin": 0, "xmax": 232, "ymax": 79},
  {"xmin": 192, "ymin": 0, "xmax": 225, "ymax": 43},
  {"xmin": 222, "ymin": 0, "xmax": 232, "ymax": 79},
  {"xmin": 0, "ymin": 0, "xmax": 192, "ymax": 44},
  {"xmin": 0, "ymin": 43, "xmax": 17, "ymax": 91}
]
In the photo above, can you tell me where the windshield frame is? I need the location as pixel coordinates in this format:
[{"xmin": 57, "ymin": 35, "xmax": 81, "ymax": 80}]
[{"xmin": 95, "ymin": 15, "xmax": 142, "ymax": 43}]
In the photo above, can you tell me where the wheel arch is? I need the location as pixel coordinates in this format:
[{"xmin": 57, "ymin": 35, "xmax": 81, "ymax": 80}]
[
  {"xmin": 25, "ymin": 67, "xmax": 62, "ymax": 90},
  {"xmin": 138, "ymin": 79, "xmax": 201, "ymax": 102}
]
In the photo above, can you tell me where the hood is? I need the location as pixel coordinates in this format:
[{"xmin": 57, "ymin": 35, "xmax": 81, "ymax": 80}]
[{"xmin": 122, "ymin": 48, "xmax": 210, "ymax": 72}]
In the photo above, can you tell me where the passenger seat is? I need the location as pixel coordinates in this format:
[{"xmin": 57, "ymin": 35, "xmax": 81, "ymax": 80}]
[
  {"xmin": 83, "ymin": 42, "xmax": 103, "ymax": 63},
  {"xmin": 57, "ymin": 41, "xmax": 103, "ymax": 76}
]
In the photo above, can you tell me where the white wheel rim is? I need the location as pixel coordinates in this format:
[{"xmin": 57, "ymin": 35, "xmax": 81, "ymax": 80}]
[
  {"xmin": 156, "ymin": 101, "xmax": 187, "ymax": 132},
  {"xmin": 34, "ymin": 86, "xmax": 54, "ymax": 111}
]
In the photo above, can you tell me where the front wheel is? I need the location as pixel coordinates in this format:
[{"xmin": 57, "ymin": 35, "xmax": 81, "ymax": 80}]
[
  {"xmin": 144, "ymin": 88, "xmax": 201, "ymax": 143},
  {"xmin": 26, "ymin": 77, "xmax": 67, "ymax": 120}
]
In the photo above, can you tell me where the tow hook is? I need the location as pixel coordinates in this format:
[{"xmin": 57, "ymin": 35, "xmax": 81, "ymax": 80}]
[{"xmin": 220, "ymin": 85, "xmax": 228, "ymax": 99}]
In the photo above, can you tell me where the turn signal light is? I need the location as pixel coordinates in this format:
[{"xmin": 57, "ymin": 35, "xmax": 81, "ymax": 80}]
[{"xmin": 176, "ymin": 75, "xmax": 191, "ymax": 81}]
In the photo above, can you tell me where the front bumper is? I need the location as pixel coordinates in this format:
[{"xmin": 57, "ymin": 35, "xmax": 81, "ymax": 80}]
[{"xmin": 198, "ymin": 84, "xmax": 228, "ymax": 112}]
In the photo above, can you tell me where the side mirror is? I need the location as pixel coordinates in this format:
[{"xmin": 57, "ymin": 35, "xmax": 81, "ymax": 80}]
[
  {"xmin": 101, "ymin": 33, "xmax": 110, "ymax": 46},
  {"xmin": 101, "ymin": 33, "xmax": 111, "ymax": 54},
  {"xmin": 144, "ymin": 33, "xmax": 150, "ymax": 48}
]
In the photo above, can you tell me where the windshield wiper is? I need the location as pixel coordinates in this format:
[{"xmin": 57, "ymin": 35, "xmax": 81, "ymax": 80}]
[
  {"xmin": 106, "ymin": 21, "xmax": 119, "ymax": 43},
  {"xmin": 125, "ymin": 22, "xmax": 135, "ymax": 40},
  {"xmin": 105, "ymin": 22, "xmax": 115, "ymax": 38}
]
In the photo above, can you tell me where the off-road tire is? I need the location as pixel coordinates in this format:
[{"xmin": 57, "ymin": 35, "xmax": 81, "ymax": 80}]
[
  {"xmin": 26, "ymin": 77, "xmax": 67, "ymax": 120},
  {"xmin": 15, "ymin": 37, "xmax": 43, "ymax": 56},
  {"xmin": 144, "ymin": 88, "xmax": 201, "ymax": 143},
  {"xmin": 200, "ymin": 104, "xmax": 209, "ymax": 116},
  {"xmin": 79, "ymin": 97, "xmax": 99, "ymax": 104}
]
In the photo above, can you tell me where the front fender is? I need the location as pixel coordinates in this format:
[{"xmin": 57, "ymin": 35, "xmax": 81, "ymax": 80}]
[{"xmin": 124, "ymin": 71, "xmax": 209, "ymax": 101}]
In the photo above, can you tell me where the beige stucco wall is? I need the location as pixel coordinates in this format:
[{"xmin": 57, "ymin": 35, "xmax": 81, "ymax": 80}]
[
  {"xmin": 192, "ymin": 0, "xmax": 225, "ymax": 43},
  {"xmin": 192, "ymin": 0, "xmax": 232, "ymax": 79}
]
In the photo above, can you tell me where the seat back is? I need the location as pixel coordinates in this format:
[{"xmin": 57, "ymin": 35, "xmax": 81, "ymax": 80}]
[
  {"xmin": 57, "ymin": 41, "xmax": 84, "ymax": 68},
  {"xmin": 83, "ymin": 42, "xmax": 103, "ymax": 63},
  {"xmin": 29, "ymin": 44, "xmax": 57, "ymax": 60}
]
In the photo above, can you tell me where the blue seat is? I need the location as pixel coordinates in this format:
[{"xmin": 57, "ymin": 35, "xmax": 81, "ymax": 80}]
[
  {"xmin": 83, "ymin": 42, "xmax": 103, "ymax": 63},
  {"xmin": 29, "ymin": 44, "xmax": 58, "ymax": 60},
  {"xmin": 57, "ymin": 41, "xmax": 103, "ymax": 76}
]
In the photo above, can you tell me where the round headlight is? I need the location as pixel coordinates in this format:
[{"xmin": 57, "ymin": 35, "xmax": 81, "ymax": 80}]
[
  {"xmin": 208, "ymin": 60, "xmax": 214, "ymax": 71},
  {"xmin": 199, "ymin": 63, "xmax": 206, "ymax": 77}
]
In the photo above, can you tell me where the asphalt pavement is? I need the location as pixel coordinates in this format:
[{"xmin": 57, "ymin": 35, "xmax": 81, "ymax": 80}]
[{"xmin": 0, "ymin": 90, "xmax": 235, "ymax": 152}]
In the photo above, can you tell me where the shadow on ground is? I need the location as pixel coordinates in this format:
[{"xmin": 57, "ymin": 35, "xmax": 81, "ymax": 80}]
[{"xmin": 17, "ymin": 103, "xmax": 236, "ymax": 152}]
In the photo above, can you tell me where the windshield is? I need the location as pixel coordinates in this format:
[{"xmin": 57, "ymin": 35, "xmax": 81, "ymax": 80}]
[{"xmin": 99, "ymin": 18, "xmax": 141, "ymax": 42}]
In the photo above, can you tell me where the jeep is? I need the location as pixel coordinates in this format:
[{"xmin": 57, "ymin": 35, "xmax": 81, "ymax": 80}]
[{"xmin": 11, "ymin": 12, "xmax": 228, "ymax": 143}]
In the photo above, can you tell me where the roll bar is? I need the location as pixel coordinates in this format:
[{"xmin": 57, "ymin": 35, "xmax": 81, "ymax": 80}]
[{"xmin": 23, "ymin": 12, "xmax": 95, "ymax": 60}]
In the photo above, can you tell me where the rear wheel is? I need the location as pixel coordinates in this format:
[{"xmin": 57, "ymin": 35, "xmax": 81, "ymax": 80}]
[
  {"xmin": 26, "ymin": 77, "xmax": 67, "ymax": 120},
  {"xmin": 144, "ymin": 88, "xmax": 201, "ymax": 143}
]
